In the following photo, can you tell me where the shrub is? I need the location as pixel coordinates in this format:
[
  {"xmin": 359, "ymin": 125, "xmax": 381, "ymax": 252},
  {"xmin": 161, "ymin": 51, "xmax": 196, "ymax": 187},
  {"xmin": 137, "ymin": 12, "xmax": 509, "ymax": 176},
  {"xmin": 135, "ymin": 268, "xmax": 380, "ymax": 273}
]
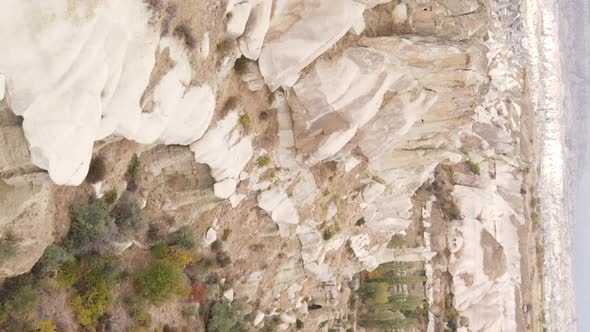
[
  {"xmin": 215, "ymin": 40, "xmax": 225, "ymax": 55},
  {"xmin": 210, "ymin": 240, "xmax": 222, "ymax": 252},
  {"xmin": 207, "ymin": 301, "xmax": 243, "ymax": 332},
  {"xmin": 127, "ymin": 154, "xmax": 141, "ymax": 182},
  {"xmin": 87, "ymin": 157, "xmax": 107, "ymax": 183},
  {"xmin": 0, "ymin": 240, "xmax": 16, "ymax": 260},
  {"xmin": 67, "ymin": 199, "xmax": 117, "ymax": 252},
  {"xmin": 234, "ymin": 56, "xmax": 249, "ymax": 74},
  {"xmin": 151, "ymin": 244, "xmax": 192, "ymax": 269},
  {"xmin": 191, "ymin": 283, "xmax": 208, "ymax": 304},
  {"xmin": 256, "ymin": 155, "xmax": 270, "ymax": 168},
  {"xmin": 448, "ymin": 201, "xmax": 461, "ymax": 220},
  {"xmin": 35, "ymin": 244, "xmax": 73, "ymax": 276},
  {"xmin": 104, "ymin": 189, "xmax": 118, "ymax": 205},
  {"xmin": 112, "ymin": 192, "xmax": 142, "ymax": 236},
  {"xmin": 355, "ymin": 218, "xmax": 366, "ymax": 226},
  {"xmin": 323, "ymin": 229, "xmax": 334, "ymax": 241},
  {"xmin": 215, "ymin": 251, "xmax": 231, "ymax": 268},
  {"xmin": 221, "ymin": 229, "xmax": 231, "ymax": 241},
  {"xmin": 181, "ymin": 305, "xmax": 198, "ymax": 319},
  {"xmin": 134, "ymin": 260, "xmax": 188, "ymax": 303},
  {"xmin": 168, "ymin": 226, "xmax": 195, "ymax": 249},
  {"xmin": 123, "ymin": 295, "xmax": 151, "ymax": 327},
  {"xmin": 239, "ymin": 114, "xmax": 250, "ymax": 127},
  {"xmin": 296, "ymin": 319, "xmax": 304, "ymax": 330},
  {"xmin": 69, "ymin": 282, "xmax": 112, "ymax": 328},
  {"xmin": 35, "ymin": 320, "xmax": 57, "ymax": 332},
  {"xmin": 66, "ymin": 256, "xmax": 121, "ymax": 328},
  {"xmin": 465, "ymin": 160, "xmax": 480, "ymax": 176}
]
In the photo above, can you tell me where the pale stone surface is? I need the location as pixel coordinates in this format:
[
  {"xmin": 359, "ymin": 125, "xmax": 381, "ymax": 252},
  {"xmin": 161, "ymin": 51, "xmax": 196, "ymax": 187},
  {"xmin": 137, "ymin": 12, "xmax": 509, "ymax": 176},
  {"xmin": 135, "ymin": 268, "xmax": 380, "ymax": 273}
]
[
  {"xmin": 259, "ymin": 0, "xmax": 366, "ymax": 90},
  {"xmin": 191, "ymin": 112, "xmax": 252, "ymax": 199},
  {"xmin": 238, "ymin": 0, "xmax": 272, "ymax": 60},
  {"xmin": 0, "ymin": 2, "xmax": 215, "ymax": 185}
]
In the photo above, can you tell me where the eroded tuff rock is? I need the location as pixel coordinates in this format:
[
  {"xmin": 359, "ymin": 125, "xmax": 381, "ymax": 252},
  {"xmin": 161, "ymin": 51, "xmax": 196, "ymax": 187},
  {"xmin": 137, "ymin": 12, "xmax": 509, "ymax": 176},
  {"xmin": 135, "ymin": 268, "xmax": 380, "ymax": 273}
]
[
  {"xmin": 0, "ymin": 0, "xmax": 536, "ymax": 330},
  {"xmin": 0, "ymin": 105, "xmax": 53, "ymax": 278}
]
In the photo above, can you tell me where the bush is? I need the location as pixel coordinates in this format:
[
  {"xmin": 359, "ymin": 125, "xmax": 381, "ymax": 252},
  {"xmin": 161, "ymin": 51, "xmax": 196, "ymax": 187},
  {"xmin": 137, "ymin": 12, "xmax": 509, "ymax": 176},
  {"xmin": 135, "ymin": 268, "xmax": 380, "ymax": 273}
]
[
  {"xmin": 104, "ymin": 189, "xmax": 118, "ymax": 205},
  {"xmin": 239, "ymin": 114, "xmax": 250, "ymax": 127},
  {"xmin": 66, "ymin": 256, "xmax": 121, "ymax": 328},
  {"xmin": 191, "ymin": 283, "xmax": 208, "ymax": 304},
  {"xmin": 168, "ymin": 226, "xmax": 195, "ymax": 249},
  {"xmin": 112, "ymin": 193, "xmax": 142, "ymax": 236},
  {"xmin": 234, "ymin": 56, "xmax": 249, "ymax": 74},
  {"xmin": 0, "ymin": 240, "xmax": 16, "ymax": 260},
  {"xmin": 87, "ymin": 157, "xmax": 107, "ymax": 183},
  {"xmin": 221, "ymin": 229, "xmax": 231, "ymax": 241},
  {"xmin": 296, "ymin": 319, "xmax": 304, "ymax": 330},
  {"xmin": 355, "ymin": 218, "xmax": 366, "ymax": 226},
  {"xmin": 256, "ymin": 156, "xmax": 270, "ymax": 168},
  {"xmin": 134, "ymin": 260, "xmax": 188, "ymax": 303},
  {"xmin": 127, "ymin": 154, "xmax": 141, "ymax": 182},
  {"xmin": 215, "ymin": 251, "xmax": 231, "ymax": 268},
  {"xmin": 35, "ymin": 244, "xmax": 73, "ymax": 276},
  {"xmin": 123, "ymin": 295, "xmax": 151, "ymax": 328},
  {"xmin": 67, "ymin": 199, "xmax": 117, "ymax": 252},
  {"xmin": 207, "ymin": 301, "xmax": 243, "ymax": 332},
  {"xmin": 35, "ymin": 320, "xmax": 57, "ymax": 332},
  {"xmin": 465, "ymin": 160, "xmax": 480, "ymax": 176}
]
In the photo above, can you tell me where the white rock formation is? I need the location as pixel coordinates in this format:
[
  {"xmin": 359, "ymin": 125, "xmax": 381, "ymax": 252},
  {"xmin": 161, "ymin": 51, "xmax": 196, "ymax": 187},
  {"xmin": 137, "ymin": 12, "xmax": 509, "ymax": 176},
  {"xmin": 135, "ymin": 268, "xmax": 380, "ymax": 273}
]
[
  {"xmin": 0, "ymin": 0, "xmax": 215, "ymax": 185},
  {"xmin": 191, "ymin": 112, "xmax": 253, "ymax": 199},
  {"xmin": 259, "ymin": 0, "xmax": 366, "ymax": 90}
]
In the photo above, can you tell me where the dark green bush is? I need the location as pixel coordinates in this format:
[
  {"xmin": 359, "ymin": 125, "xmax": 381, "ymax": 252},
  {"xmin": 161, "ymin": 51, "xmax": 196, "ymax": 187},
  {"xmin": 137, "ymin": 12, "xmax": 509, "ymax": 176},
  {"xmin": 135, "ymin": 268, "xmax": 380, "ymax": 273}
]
[
  {"xmin": 67, "ymin": 199, "xmax": 117, "ymax": 252},
  {"xmin": 127, "ymin": 154, "xmax": 141, "ymax": 182},
  {"xmin": 112, "ymin": 192, "xmax": 142, "ymax": 236},
  {"xmin": 168, "ymin": 226, "xmax": 195, "ymax": 249},
  {"xmin": 104, "ymin": 189, "xmax": 118, "ymax": 205},
  {"xmin": 86, "ymin": 157, "xmax": 107, "ymax": 183}
]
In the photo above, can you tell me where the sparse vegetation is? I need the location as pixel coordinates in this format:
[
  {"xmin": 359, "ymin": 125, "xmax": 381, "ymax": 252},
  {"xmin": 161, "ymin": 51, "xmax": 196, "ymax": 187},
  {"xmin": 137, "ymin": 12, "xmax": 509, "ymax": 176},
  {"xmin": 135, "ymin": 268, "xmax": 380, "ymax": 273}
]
[
  {"xmin": 442, "ymin": 165, "xmax": 455, "ymax": 184},
  {"xmin": 448, "ymin": 200, "xmax": 461, "ymax": 220},
  {"xmin": 87, "ymin": 157, "xmax": 107, "ymax": 183},
  {"xmin": 465, "ymin": 160, "xmax": 480, "ymax": 175}
]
